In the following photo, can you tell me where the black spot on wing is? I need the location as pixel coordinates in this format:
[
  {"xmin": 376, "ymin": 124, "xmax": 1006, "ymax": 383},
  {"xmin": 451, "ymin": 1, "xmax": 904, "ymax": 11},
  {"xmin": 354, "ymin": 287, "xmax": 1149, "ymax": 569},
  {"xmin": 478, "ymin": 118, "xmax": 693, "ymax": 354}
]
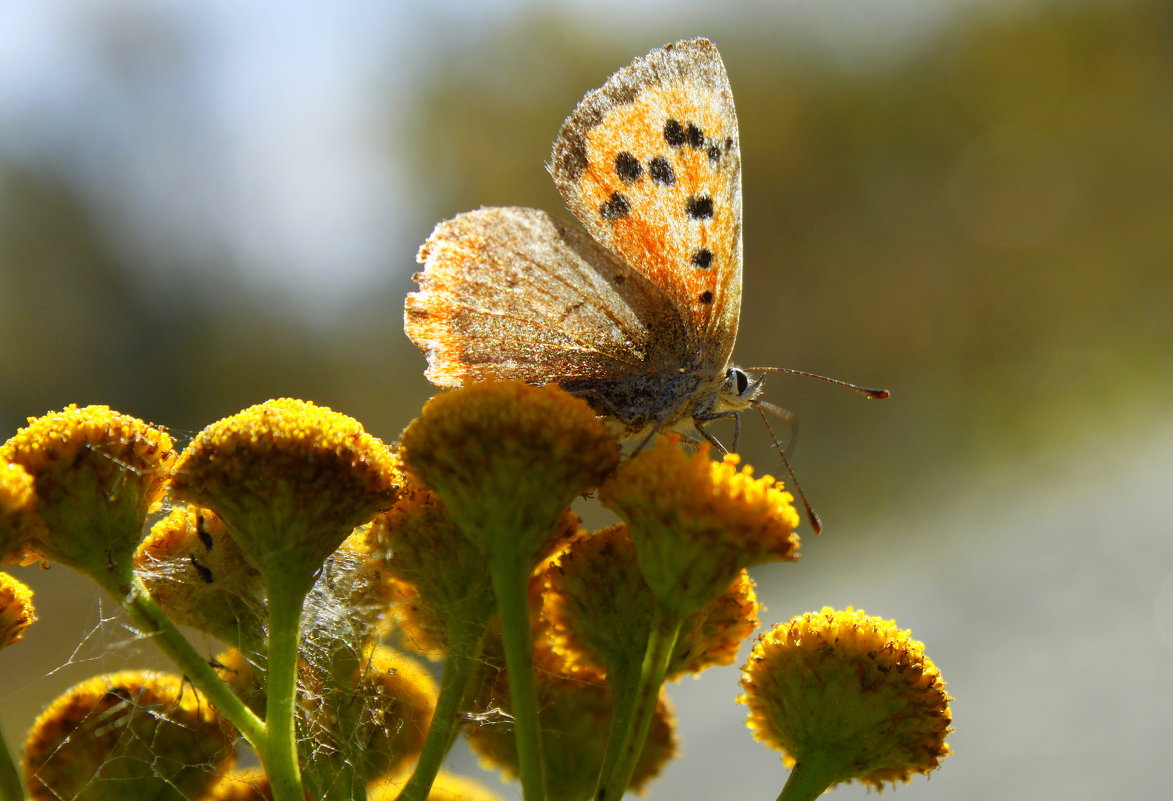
[
  {"xmin": 664, "ymin": 119, "xmax": 685, "ymax": 147},
  {"xmin": 685, "ymin": 195, "xmax": 714, "ymax": 220},
  {"xmin": 692, "ymin": 249, "xmax": 713, "ymax": 268},
  {"xmin": 615, "ymin": 152, "xmax": 642, "ymax": 182},
  {"xmin": 600, "ymin": 192, "xmax": 631, "ymax": 221},
  {"xmin": 649, "ymin": 156, "xmax": 676, "ymax": 185}
]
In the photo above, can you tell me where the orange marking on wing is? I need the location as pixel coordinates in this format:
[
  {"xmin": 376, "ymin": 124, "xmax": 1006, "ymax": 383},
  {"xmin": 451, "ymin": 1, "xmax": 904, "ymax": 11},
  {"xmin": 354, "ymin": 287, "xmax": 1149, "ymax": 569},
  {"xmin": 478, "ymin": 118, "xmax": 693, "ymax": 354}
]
[{"xmin": 571, "ymin": 80, "xmax": 736, "ymax": 329}]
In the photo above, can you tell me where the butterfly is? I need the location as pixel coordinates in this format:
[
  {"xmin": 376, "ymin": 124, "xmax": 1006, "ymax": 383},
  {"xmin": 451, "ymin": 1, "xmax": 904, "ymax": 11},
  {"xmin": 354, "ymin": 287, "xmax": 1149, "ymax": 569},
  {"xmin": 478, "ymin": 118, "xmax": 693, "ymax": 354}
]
[{"xmin": 405, "ymin": 38, "xmax": 885, "ymax": 471}]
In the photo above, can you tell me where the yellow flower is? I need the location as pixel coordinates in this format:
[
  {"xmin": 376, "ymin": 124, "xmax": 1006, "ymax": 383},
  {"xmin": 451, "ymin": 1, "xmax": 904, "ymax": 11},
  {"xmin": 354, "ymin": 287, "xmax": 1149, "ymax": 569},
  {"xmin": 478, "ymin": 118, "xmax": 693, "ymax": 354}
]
[
  {"xmin": 1, "ymin": 405, "xmax": 174, "ymax": 576},
  {"xmin": 0, "ymin": 571, "xmax": 36, "ymax": 649},
  {"xmin": 600, "ymin": 436, "xmax": 799, "ymax": 618},
  {"xmin": 171, "ymin": 398, "xmax": 400, "ymax": 590},
  {"xmin": 400, "ymin": 382, "xmax": 619, "ymax": 801},
  {"xmin": 134, "ymin": 504, "xmax": 266, "ymax": 653},
  {"xmin": 739, "ymin": 608, "xmax": 952, "ymax": 795},
  {"xmin": 463, "ymin": 654, "xmax": 676, "ymax": 801},
  {"xmin": 398, "ymin": 381, "xmax": 618, "ymax": 564},
  {"xmin": 212, "ymin": 647, "xmax": 266, "ymax": 717},
  {"xmin": 367, "ymin": 771, "xmax": 506, "ymax": 801},
  {"xmin": 541, "ymin": 523, "xmax": 761, "ymax": 679},
  {"xmin": 670, "ymin": 567, "xmax": 759, "ymax": 677},
  {"xmin": 0, "ymin": 462, "xmax": 45, "ymax": 564},
  {"xmin": 213, "ymin": 769, "xmax": 506, "ymax": 801},
  {"xmin": 367, "ymin": 479, "xmax": 496, "ymax": 656},
  {"xmin": 295, "ymin": 644, "xmax": 437, "ymax": 790},
  {"xmin": 23, "ymin": 670, "xmax": 236, "ymax": 801},
  {"xmin": 202, "ymin": 768, "xmax": 275, "ymax": 801},
  {"xmin": 420, "ymin": 772, "xmax": 507, "ymax": 801}
]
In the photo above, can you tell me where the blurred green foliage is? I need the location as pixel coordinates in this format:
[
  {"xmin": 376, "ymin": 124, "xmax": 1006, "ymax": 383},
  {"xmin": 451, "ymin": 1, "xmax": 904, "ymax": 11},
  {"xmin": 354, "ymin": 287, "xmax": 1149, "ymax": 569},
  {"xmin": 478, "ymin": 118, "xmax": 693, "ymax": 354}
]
[{"xmin": 2, "ymin": 0, "xmax": 1170, "ymax": 508}]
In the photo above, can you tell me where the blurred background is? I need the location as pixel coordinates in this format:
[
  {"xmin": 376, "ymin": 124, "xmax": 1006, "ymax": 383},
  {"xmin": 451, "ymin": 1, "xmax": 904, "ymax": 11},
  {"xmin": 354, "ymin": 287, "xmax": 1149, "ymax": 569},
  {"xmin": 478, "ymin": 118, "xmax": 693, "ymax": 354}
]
[{"xmin": 2, "ymin": 0, "xmax": 1171, "ymax": 798}]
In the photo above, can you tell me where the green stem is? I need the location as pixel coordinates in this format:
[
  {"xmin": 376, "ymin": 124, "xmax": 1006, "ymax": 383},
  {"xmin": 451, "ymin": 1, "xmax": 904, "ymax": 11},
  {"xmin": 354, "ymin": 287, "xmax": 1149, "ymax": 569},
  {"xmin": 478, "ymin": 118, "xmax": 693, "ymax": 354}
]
[
  {"xmin": 97, "ymin": 569, "xmax": 266, "ymax": 746},
  {"xmin": 592, "ymin": 659, "xmax": 639, "ymax": 798},
  {"xmin": 0, "ymin": 721, "xmax": 26, "ymax": 801},
  {"xmin": 260, "ymin": 578, "xmax": 310, "ymax": 801},
  {"xmin": 775, "ymin": 756, "xmax": 841, "ymax": 801},
  {"xmin": 395, "ymin": 607, "xmax": 491, "ymax": 801},
  {"xmin": 491, "ymin": 554, "xmax": 546, "ymax": 801},
  {"xmin": 595, "ymin": 606, "xmax": 682, "ymax": 801}
]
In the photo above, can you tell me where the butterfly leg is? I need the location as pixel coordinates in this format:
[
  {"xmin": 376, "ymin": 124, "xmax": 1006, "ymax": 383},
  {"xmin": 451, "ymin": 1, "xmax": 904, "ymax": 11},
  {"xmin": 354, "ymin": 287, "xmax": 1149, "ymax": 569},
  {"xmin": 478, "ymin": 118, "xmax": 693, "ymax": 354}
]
[{"xmin": 692, "ymin": 410, "xmax": 741, "ymax": 454}]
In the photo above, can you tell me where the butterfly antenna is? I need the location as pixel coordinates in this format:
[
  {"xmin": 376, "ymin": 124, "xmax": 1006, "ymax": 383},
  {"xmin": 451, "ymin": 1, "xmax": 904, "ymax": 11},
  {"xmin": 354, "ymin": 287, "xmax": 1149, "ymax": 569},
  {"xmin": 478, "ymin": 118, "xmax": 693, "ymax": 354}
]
[
  {"xmin": 745, "ymin": 367, "xmax": 890, "ymax": 400},
  {"xmin": 754, "ymin": 401, "xmax": 822, "ymax": 535}
]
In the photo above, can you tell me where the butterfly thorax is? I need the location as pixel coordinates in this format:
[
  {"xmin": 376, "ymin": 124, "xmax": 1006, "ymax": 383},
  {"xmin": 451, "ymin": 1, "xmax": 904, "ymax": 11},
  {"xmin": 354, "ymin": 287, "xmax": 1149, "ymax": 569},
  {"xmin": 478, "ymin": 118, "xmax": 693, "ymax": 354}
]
[{"xmin": 561, "ymin": 363, "xmax": 760, "ymax": 442}]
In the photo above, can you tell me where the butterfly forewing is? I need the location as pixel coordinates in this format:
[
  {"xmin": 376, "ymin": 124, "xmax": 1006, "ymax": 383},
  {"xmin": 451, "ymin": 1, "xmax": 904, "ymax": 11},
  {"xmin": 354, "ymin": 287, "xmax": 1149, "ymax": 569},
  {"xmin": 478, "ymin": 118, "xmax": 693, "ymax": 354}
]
[{"xmin": 550, "ymin": 38, "xmax": 743, "ymax": 372}]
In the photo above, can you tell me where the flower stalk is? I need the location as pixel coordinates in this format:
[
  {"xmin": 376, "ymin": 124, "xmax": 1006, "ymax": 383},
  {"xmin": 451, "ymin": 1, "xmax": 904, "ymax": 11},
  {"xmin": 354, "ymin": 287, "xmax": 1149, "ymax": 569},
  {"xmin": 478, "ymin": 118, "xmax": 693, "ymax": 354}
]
[
  {"xmin": 594, "ymin": 605, "xmax": 682, "ymax": 801},
  {"xmin": 0, "ymin": 724, "xmax": 24, "ymax": 801}
]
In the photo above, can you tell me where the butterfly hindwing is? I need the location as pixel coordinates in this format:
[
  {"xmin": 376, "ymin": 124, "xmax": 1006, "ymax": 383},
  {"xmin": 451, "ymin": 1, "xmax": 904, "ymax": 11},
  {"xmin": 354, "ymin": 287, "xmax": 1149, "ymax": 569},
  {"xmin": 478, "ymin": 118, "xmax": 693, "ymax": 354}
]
[
  {"xmin": 407, "ymin": 206, "xmax": 691, "ymax": 389},
  {"xmin": 550, "ymin": 38, "xmax": 743, "ymax": 372}
]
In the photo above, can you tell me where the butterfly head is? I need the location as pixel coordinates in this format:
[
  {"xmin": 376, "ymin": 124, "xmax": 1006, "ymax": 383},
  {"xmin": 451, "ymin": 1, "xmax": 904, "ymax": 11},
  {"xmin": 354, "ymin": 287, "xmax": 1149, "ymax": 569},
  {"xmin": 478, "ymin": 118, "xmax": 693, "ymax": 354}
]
[{"xmin": 713, "ymin": 366, "xmax": 764, "ymax": 415}]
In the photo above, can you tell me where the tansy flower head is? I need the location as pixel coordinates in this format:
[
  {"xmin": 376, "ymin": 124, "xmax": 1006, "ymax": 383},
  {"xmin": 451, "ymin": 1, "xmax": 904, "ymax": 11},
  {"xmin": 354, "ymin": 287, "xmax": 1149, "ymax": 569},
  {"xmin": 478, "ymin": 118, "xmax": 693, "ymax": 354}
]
[
  {"xmin": 367, "ymin": 479, "xmax": 496, "ymax": 656},
  {"xmin": 739, "ymin": 608, "xmax": 952, "ymax": 796},
  {"xmin": 398, "ymin": 381, "xmax": 619, "ymax": 564},
  {"xmin": 464, "ymin": 654, "xmax": 676, "ymax": 801},
  {"xmin": 600, "ymin": 436, "xmax": 799, "ymax": 618},
  {"xmin": 212, "ymin": 647, "xmax": 266, "ymax": 716},
  {"xmin": 670, "ymin": 567, "xmax": 759, "ymax": 677},
  {"xmin": 1, "ymin": 405, "xmax": 174, "ymax": 576},
  {"xmin": 541, "ymin": 523, "xmax": 761, "ymax": 678},
  {"xmin": 0, "ymin": 571, "xmax": 36, "ymax": 649},
  {"xmin": 368, "ymin": 772, "xmax": 505, "ymax": 801},
  {"xmin": 346, "ymin": 645, "xmax": 438, "ymax": 783},
  {"xmin": 171, "ymin": 398, "xmax": 400, "ymax": 590},
  {"xmin": 23, "ymin": 670, "xmax": 236, "ymax": 801},
  {"xmin": 298, "ymin": 644, "xmax": 437, "ymax": 789},
  {"xmin": 1, "ymin": 462, "xmax": 45, "ymax": 564},
  {"xmin": 204, "ymin": 768, "xmax": 277, "ymax": 801},
  {"xmin": 205, "ymin": 769, "xmax": 317, "ymax": 801},
  {"xmin": 134, "ymin": 505, "xmax": 266, "ymax": 654}
]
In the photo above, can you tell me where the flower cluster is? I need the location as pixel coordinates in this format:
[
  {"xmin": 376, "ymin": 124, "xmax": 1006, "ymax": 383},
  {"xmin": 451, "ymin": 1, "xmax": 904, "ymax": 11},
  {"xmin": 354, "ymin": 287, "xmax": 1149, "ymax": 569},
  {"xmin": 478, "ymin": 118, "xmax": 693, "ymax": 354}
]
[{"xmin": 0, "ymin": 387, "xmax": 950, "ymax": 801}]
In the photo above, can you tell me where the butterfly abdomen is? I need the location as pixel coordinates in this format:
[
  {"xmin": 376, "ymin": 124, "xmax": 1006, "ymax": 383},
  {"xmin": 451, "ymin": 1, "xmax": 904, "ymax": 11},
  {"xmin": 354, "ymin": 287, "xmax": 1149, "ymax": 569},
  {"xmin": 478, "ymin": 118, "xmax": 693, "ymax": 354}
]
[{"xmin": 560, "ymin": 370, "xmax": 706, "ymax": 436}]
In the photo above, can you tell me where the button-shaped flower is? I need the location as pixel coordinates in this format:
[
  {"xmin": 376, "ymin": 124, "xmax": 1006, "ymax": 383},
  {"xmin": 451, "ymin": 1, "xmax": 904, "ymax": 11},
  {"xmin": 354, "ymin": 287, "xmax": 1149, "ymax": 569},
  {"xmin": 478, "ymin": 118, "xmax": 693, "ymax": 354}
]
[
  {"xmin": 368, "ymin": 479, "xmax": 496, "ymax": 656},
  {"xmin": 464, "ymin": 655, "xmax": 676, "ymax": 801},
  {"xmin": 1, "ymin": 405, "xmax": 174, "ymax": 577},
  {"xmin": 23, "ymin": 670, "xmax": 236, "ymax": 801},
  {"xmin": 0, "ymin": 462, "xmax": 44, "ymax": 564},
  {"xmin": 600, "ymin": 436, "xmax": 799, "ymax": 619},
  {"xmin": 399, "ymin": 382, "xmax": 620, "ymax": 801},
  {"xmin": 739, "ymin": 608, "xmax": 952, "ymax": 799},
  {"xmin": 171, "ymin": 398, "xmax": 400, "ymax": 592},
  {"xmin": 135, "ymin": 505, "xmax": 266, "ymax": 654},
  {"xmin": 541, "ymin": 523, "xmax": 760, "ymax": 679},
  {"xmin": 399, "ymin": 381, "xmax": 619, "ymax": 565},
  {"xmin": 0, "ymin": 571, "xmax": 35, "ymax": 649}
]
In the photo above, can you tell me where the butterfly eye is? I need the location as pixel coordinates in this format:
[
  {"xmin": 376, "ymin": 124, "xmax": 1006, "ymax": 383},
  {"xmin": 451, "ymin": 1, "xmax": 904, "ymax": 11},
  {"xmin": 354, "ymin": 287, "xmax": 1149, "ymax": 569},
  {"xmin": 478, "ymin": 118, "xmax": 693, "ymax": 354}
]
[{"xmin": 730, "ymin": 367, "xmax": 750, "ymax": 397}]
